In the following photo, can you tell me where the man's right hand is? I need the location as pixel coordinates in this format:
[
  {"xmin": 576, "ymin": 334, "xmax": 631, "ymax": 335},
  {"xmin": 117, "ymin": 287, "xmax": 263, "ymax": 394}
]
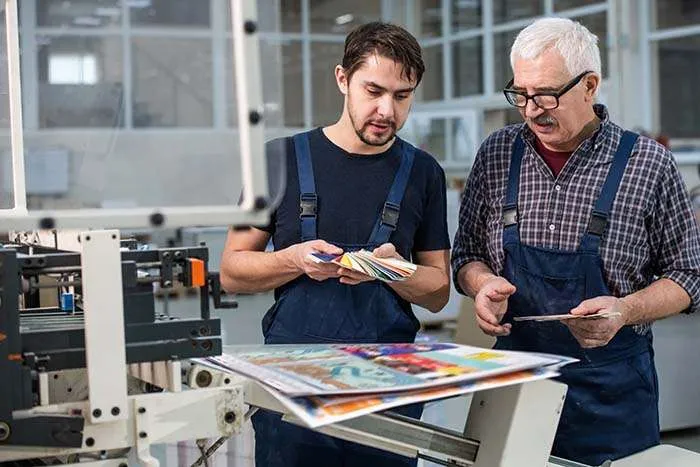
[
  {"xmin": 287, "ymin": 240, "xmax": 344, "ymax": 281},
  {"xmin": 474, "ymin": 277, "xmax": 516, "ymax": 336}
]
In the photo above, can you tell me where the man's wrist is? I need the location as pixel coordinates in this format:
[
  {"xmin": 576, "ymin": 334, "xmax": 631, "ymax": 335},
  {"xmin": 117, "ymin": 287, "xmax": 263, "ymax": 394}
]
[
  {"xmin": 277, "ymin": 246, "xmax": 300, "ymax": 273},
  {"xmin": 474, "ymin": 272, "xmax": 499, "ymax": 295},
  {"xmin": 618, "ymin": 295, "xmax": 637, "ymax": 326},
  {"xmin": 460, "ymin": 263, "xmax": 498, "ymax": 297}
]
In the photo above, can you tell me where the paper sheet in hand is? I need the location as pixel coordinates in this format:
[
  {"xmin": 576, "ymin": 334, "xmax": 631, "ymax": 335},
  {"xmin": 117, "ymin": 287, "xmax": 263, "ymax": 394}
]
[{"xmin": 513, "ymin": 310, "xmax": 622, "ymax": 322}]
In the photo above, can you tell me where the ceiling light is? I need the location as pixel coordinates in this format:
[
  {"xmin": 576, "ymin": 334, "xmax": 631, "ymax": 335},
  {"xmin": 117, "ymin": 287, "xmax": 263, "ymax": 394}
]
[
  {"xmin": 94, "ymin": 7, "xmax": 121, "ymax": 17},
  {"xmin": 125, "ymin": 0, "xmax": 152, "ymax": 8},
  {"xmin": 73, "ymin": 16, "xmax": 102, "ymax": 27},
  {"xmin": 335, "ymin": 14, "xmax": 354, "ymax": 25}
]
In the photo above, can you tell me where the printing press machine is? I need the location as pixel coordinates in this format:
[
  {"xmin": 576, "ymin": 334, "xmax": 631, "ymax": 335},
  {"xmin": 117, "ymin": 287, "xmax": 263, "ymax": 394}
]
[
  {"xmin": 1, "ymin": 0, "xmax": 699, "ymax": 465},
  {"xmin": 1, "ymin": 234, "xmax": 699, "ymax": 467},
  {"xmin": 0, "ymin": 231, "xmax": 696, "ymax": 467}
]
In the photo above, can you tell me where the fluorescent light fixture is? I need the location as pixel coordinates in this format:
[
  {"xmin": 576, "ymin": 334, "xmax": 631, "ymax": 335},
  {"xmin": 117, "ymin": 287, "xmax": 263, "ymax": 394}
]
[
  {"xmin": 95, "ymin": 7, "xmax": 121, "ymax": 17},
  {"xmin": 73, "ymin": 16, "xmax": 102, "ymax": 27},
  {"xmin": 125, "ymin": 0, "xmax": 152, "ymax": 8},
  {"xmin": 335, "ymin": 14, "xmax": 354, "ymax": 25}
]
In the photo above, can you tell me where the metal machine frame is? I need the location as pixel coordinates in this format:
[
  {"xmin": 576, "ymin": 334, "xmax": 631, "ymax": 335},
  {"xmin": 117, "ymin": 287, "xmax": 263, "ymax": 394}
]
[{"xmin": 0, "ymin": 230, "xmax": 236, "ymax": 452}]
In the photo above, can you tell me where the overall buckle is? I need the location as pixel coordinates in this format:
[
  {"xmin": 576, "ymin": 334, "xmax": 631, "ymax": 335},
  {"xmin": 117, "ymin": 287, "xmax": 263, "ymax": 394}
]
[
  {"xmin": 299, "ymin": 193, "xmax": 317, "ymax": 218},
  {"xmin": 502, "ymin": 206, "xmax": 518, "ymax": 227},
  {"xmin": 381, "ymin": 202, "xmax": 400, "ymax": 229},
  {"xmin": 588, "ymin": 211, "xmax": 608, "ymax": 236}
]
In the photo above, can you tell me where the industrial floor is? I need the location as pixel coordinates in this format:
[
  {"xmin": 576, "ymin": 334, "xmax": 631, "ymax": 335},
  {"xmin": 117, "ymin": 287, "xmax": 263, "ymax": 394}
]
[{"xmin": 154, "ymin": 293, "xmax": 700, "ymax": 466}]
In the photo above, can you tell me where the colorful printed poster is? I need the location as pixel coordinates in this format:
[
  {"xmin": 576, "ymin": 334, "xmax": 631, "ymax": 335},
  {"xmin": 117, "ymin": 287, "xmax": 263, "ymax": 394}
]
[
  {"xmin": 200, "ymin": 343, "xmax": 575, "ymax": 397},
  {"xmin": 272, "ymin": 367, "xmax": 560, "ymax": 428}
]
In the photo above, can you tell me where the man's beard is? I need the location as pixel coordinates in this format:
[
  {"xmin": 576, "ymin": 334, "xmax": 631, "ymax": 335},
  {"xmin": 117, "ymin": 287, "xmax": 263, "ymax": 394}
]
[{"xmin": 348, "ymin": 105, "xmax": 397, "ymax": 146}]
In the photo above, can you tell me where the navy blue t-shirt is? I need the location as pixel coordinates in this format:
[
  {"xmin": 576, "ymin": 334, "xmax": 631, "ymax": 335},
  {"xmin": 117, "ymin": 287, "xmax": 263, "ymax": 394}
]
[{"xmin": 261, "ymin": 128, "xmax": 450, "ymax": 261}]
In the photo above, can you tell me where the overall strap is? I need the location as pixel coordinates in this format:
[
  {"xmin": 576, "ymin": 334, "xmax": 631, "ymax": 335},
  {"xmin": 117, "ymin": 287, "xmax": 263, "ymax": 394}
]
[
  {"xmin": 293, "ymin": 132, "xmax": 318, "ymax": 242},
  {"xmin": 368, "ymin": 140, "xmax": 416, "ymax": 246},
  {"xmin": 502, "ymin": 134, "xmax": 526, "ymax": 244},
  {"xmin": 580, "ymin": 130, "xmax": 638, "ymax": 252}
]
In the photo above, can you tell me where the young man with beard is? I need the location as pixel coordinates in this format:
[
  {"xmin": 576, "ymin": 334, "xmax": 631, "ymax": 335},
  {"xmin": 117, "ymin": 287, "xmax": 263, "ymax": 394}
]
[
  {"xmin": 220, "ymin": 22, "xmax": 450, "ymax": 467},
  {"xmin": 451, "ymin": 17, "xmax": 700, "ymax": 465}
]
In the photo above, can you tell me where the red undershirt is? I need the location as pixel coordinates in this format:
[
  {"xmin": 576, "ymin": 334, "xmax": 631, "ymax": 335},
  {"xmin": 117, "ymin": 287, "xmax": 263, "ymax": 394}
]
[{"xmin": 534, "ymin": 137, "xmax": 572, "ymax": 177}]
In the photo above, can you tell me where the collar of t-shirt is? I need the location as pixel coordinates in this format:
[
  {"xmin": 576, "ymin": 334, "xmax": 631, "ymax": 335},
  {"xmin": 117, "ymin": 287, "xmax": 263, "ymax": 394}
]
[{"xmin": 534, "ymin": 137, "xmax": 572, "ymax": 177}]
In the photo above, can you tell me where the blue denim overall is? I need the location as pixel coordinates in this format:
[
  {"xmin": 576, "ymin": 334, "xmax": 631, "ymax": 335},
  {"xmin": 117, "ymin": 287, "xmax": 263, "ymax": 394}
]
[
  {"xmin": 495, "ymin": 131, "xmax": 660, "ymax": 465},
  {"xmin": 252, "ymin": 132, "xmax": 422, "ymax": 467}
]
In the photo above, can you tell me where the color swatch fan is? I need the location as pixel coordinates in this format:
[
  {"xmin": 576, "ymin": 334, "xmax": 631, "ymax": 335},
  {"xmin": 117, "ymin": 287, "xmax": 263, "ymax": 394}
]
[{"xmin": 309, "ymin": 249, "xmax": 417, "ymax": 282}]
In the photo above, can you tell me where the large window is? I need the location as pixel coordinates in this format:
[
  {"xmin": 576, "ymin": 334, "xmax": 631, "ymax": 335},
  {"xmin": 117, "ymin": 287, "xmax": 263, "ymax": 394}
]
[
  {"xmin": 37, "ymin": 0, "xmax": 122, "ymax": 28},
  {"xmin": 228, "ymin": 0, "xmax": 302, "ymax": 32},
  {"xmin": 421, "ymin": 45, "xmax": 444, "ymax": 101},
  {"xmin": 657, "ymin": 35, "xmax": 700, "ymax": 138},
  {"xmin": 493, "ymin": 29, "xmax": 519, "ymax": 91},
  {"xmin": 276, "ymin": 41, "xmax": 305, "ymax": 128},
  {"xmin": 494, "ymin": 0, "xmax": 543, "ymax": 24},
  {"xmin": 402, "ymin": 116, "xmax": 447, "ymax": 161},
  {"xmin": 576, "ymin": 12, "xmax": 608, "ymax": 79},
  {"xmin": 20, "ymin": 0, "xmax": 621, "ymax": 146},
  {"xmin": 226, "ymin": 39, "xmax": 295, "ymax": 128},
  {"xmin": 411, "ymin": 0, "xmax": 612, "ymax": 170},
  {"xmin": 419, "ymin": 0, "xmax": 442, "ymax": 38},
  {"xmin": 452, "ymin": 37, "xmax": 483, "ymax": 97},
  {"xmin": 554, "ymin": 0, "xmax": 594, "ymax": 12},
  {"xmin": 34, "ymin": 1, "xmax": 216, "ymax": 129},
  {"xmin": 30, "ymin": 0, "xmax": 296, "ymax": 129},
  {"xmin": 129, "ymin": 0, "xmax": 210, "ymax": 28},
  {"xmin": 309, "ymin": 0, "xmax": 380, "ymax": 34},
  {"xmin": 452, "ymin": 1, "xmax": 481, "ymax": 31},
  {"xmin": 38, "ymin": 36, "xmax": 124, "ymax": 128},
  {"xmin": 653, "ymin": 0, "xmax": 700, "ymax": 30},
  {"xmin": 311, "ymin": 41, "xmax": 345, "ymax": 127},
  {"xmin": 131, "ymin": 38, "xmax": 212, "ymax": 127}
]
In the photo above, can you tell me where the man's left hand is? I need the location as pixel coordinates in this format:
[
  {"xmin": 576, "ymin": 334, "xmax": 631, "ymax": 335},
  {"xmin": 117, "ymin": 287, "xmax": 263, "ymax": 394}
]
[
  {"xmin": 565, "ymin": 296, "xmax": 629, "ymax": 348},
  {"xmin": 337, "ymin": 243, "xmax": 402, "ymax": 285}
]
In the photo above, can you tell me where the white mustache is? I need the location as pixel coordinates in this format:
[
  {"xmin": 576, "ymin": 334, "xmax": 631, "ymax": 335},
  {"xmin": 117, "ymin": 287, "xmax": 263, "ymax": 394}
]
[{"xmin": 530, "ymin": 115, "xmax": 556, "ymax": 125}]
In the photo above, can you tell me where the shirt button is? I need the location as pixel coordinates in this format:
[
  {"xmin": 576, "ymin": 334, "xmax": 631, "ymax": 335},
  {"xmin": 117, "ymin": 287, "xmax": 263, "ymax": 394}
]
[
  {"xmin": 549, "ymin": 224, "xmax": 556, "ymax": 231},
  {"xmin": 555, "ymin": 185, "xmax": 562, "ymax": 191}
]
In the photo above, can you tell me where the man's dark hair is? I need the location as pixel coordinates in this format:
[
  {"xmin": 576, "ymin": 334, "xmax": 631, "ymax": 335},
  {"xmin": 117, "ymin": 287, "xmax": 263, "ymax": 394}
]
[{"xmin": 342, "ymin": 22, "xmax": 425, "ymax": 86}]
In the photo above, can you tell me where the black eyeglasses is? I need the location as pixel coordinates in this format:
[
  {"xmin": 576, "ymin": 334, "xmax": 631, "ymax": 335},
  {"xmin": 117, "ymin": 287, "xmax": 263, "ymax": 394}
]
[{"xmin": 503, "ymin": 70, "xmax": 592, "ymax": 110}]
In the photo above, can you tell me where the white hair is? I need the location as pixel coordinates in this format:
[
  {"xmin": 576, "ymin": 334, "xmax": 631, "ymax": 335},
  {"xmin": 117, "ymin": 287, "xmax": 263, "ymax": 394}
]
[{"xmin": 510, "ymin": 17, "xmax": 602, "ymax": 78}]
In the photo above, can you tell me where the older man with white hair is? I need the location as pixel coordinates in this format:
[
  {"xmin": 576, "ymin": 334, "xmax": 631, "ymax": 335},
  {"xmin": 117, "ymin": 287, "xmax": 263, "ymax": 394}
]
[{"xmin": 452, "ymin": 17, "xmax": 700, "ymax": 465}]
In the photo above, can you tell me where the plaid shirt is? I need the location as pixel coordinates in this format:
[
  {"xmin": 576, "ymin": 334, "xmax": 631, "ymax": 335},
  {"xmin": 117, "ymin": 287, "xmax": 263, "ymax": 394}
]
[{"xmin": 452, "ymin": 105, "xmax": 700, "ymax": 334}]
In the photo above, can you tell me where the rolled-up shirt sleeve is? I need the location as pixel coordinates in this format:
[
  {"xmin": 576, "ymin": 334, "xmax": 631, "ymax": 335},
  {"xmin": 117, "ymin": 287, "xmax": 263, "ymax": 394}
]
[
  {"xmin": 650, "ymin": 154, "xmax": 700, "ymax": 313},
  {"xmin": 451, "ymin": 147, "xmax": 490, "ymax": 296}
]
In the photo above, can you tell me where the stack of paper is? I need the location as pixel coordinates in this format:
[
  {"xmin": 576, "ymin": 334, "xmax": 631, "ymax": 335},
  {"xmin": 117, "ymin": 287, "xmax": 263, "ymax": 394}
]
[
  {"xmin": 308, "ymin": 249, "xmax": 417, "ymax": 282},
  {"xmin": 270, "ymin": 367, "xmax": 557, "ymax": 428},
  {"xmin": 196, "ymin": 343, "xmax": 576, "ymax": 428}
]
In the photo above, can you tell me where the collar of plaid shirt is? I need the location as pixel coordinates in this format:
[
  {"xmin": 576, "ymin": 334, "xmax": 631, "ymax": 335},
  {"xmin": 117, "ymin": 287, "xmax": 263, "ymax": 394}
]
[{"xmin": 520, "ymin": 103, "xmax": 613, "ymax": 165}]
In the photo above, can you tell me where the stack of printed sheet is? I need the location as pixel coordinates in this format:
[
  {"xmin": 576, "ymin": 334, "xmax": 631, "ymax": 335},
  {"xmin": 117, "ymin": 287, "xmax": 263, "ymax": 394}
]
[
  {"xmin": 196, "ymin": 343, "xmax": 575, "ymax": 428},
  {"xmin": 308, "ymin": 250, "xmax": 417, "ymax": 282}
]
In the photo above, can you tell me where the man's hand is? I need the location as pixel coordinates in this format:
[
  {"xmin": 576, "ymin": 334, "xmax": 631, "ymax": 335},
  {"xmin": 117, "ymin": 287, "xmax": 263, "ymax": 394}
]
[
  {"xmin": 337, "ymin": 243, "xmax": 401, "ymax": 285},
  {"xmin": 565, "ymin": 296, "xmax": 629, "ymax": 348},
  {"xmin": 288, "ymin": 240, "xmax": 344, "ymax": 281},
  {"xmin": 474, "ymin": 277, "xmax": 516, "ymax": 336}
]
